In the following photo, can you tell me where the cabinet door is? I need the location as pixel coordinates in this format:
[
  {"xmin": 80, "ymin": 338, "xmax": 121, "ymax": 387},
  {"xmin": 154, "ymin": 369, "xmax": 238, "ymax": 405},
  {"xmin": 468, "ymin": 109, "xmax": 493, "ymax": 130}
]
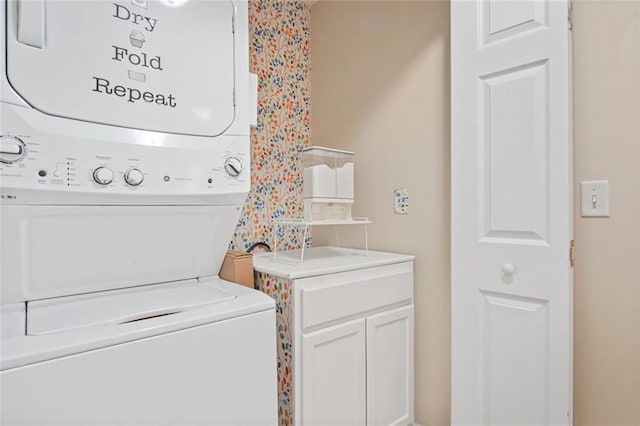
[
  {"xmin": 366, "ymin": 305, "xmax": 414, "ymax": 426},
  {"xmin": 302, "ymin": 318, "xmax": 366, "ymax": 426}
]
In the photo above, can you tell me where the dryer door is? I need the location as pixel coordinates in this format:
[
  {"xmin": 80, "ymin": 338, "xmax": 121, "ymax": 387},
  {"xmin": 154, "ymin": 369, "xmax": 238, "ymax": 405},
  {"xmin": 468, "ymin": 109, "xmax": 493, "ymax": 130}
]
[{"xmin": 5, "ymin": 0, "xmax": 236, "ymax": 137}]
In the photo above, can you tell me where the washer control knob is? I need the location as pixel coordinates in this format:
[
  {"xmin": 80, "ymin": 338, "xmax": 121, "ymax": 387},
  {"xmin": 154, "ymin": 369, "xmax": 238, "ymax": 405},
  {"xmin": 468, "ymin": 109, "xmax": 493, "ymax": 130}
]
[
  {"xmin": 224, "ymin": 157, "xmax": 242, "ymax": 177},
  {"xmin": 93, "ymin": 167, "xmax": 114, "ymax": 185},
  {"xmin": 124, "ymin": 168, "xmax": 144, "ymax": 186},
  {"xmin": 0, "ymin": 136, "xmax": 27, "ymax": 164}
]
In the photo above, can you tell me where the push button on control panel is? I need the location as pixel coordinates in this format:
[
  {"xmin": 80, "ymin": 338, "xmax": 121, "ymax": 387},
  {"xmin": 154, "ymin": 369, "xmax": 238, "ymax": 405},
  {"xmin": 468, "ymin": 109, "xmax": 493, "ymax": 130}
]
[
  {"xmin": 0, "ymin": 136, "xmax": 27, "ymax": 164},
  {"xmin": 93, "ymin": 167, "xmax": 114, "ymax": 185},
  {"xmin": 124, "ymin": 168, "xmax": 144, "ymax": 186}
]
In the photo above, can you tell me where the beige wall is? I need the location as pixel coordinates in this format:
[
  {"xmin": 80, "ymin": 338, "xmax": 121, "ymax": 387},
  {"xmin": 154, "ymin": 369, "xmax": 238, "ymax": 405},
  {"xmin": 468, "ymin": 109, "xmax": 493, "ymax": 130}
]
[
  {"xmin": 310, "ymin": 2, "xmax": 451, "ymax": 424},
  {"xmin": 573, "ymin": 1, "xmax": 640, "ymax": 425},
  {"xmin": 311, "ymin": 1, "xmax": 640, "ymax": 425}
]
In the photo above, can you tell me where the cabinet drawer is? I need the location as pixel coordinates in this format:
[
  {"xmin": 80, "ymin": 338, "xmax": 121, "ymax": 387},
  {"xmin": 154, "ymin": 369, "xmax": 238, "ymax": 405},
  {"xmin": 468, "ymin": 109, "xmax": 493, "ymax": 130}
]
[{"xmin": 300, "ymin": 262, "xmax": 413, "ymax": 330}]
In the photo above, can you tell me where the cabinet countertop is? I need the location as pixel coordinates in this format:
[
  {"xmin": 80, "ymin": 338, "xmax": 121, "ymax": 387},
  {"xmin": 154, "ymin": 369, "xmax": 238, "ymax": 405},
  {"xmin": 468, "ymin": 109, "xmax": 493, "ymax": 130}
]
[{"xmin": 253, "ymin": 246, "xmax": 414, "ymax": 279}]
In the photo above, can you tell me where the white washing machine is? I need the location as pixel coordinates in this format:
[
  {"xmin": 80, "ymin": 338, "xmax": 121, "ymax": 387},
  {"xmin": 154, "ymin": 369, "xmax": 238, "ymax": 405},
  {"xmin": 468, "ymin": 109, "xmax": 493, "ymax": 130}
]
[{"xmin": 0, "ymin": 0, "xmax": 276, "ymax": 424}]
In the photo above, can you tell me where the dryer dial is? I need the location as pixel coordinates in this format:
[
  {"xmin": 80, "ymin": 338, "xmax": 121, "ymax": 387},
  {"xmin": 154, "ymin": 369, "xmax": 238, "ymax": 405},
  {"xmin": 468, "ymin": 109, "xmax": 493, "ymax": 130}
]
[
  {"xmin": 93, "ymin": 167, "xmax": 114, "ymax": 185},
  {"xmin": 224, "ymin": 157, "xmax": 242, "ymax": 177},
  {"xmin": 124, "ymin": 168, "xmax": 144, "ymax": 186},
  {"xmin": 0, "ymin": 136, "xmax": 27, "ymax": 164}
]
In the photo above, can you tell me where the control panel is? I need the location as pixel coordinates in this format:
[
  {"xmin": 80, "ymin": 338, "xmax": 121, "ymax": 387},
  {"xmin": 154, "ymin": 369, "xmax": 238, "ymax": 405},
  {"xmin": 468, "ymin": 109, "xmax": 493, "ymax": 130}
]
[{"xmin": 0, "ymin": 124, "xmax": 249, "ymax": 204}]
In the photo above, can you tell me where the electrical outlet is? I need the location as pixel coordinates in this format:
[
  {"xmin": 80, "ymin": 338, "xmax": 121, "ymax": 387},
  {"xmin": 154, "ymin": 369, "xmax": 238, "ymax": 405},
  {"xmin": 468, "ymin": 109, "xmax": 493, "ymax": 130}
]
[
  {"xmin": 394, "ymin": 188, "xmax": 409, "ymax": 215},
  {"xmin": 581, "ymin": 180, "xmax": 609, "ymax": 217}
]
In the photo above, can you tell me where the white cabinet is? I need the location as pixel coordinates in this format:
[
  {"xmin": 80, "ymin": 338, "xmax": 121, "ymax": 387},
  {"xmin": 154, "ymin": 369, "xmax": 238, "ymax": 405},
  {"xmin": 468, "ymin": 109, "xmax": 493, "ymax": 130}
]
[
  {"xmin": 302, "ymin": 307, "xmax": 414, "ymax": 426},
  {"xmin": 367, "ymin": 306, "xmax": 414, "ymax": 426},
  {"xmin": 253, "ymin": 247, "xmax": 415, "ymax": 426},
  {"xmin": 302, "ymin": 319, "xmax": 366, "ymax": 426}
]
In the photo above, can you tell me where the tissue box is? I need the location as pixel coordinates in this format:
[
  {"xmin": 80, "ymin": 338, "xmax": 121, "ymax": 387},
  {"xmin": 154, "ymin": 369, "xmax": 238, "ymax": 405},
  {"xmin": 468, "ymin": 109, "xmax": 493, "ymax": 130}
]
[{"xmin": 219, "ymin": 250, "xmax": 254, "ymax": 288}]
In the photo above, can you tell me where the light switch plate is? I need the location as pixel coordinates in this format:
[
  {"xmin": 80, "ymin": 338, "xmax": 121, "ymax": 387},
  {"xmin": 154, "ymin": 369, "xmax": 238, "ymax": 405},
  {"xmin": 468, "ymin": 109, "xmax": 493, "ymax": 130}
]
[{"xmin": 581, "ymin": 180, "xmax": 609, "ymax": 217}]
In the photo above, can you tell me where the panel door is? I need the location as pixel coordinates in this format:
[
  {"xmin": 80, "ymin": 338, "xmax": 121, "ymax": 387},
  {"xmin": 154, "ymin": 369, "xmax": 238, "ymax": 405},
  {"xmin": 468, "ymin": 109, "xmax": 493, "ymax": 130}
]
[
  {"xmin": 366, "ymin": 305, "xmax": 414, "ymax": 426},
  {"xmin": 302, "ymin": 318, "xmax": 366, "ymax": 426},
  {"xmin": 451, "ymin": 0, "xmax": 573, "ymax": 425},
  {"xmin": 5, "ymin": 0, "xmax": 236, "ymax": 136}
]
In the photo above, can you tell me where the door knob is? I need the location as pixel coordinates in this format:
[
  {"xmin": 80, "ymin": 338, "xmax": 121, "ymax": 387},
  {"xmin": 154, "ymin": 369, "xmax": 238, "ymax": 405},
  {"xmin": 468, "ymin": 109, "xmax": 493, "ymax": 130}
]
[{"xmin": 502, "ymin": 264, "xmax": 515, "ymax": 275}]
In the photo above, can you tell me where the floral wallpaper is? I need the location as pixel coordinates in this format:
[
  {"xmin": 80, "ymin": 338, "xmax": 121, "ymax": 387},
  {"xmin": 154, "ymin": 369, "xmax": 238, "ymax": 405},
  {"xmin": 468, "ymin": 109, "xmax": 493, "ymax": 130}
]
[
  {"xmin": 231, "ymin": 0, "xmax": 312, "ymax": 253},
  {"xmin": 255, "ymin": 272, "xmax": 295, "ymax": 426}
]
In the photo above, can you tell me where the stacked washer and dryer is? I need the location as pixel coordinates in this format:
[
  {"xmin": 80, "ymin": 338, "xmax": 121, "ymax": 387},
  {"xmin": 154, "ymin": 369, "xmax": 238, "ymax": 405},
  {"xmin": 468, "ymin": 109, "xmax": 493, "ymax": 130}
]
[{"xmin": 0, "ymin": 0, "xmax": 277, "ymax": 424}]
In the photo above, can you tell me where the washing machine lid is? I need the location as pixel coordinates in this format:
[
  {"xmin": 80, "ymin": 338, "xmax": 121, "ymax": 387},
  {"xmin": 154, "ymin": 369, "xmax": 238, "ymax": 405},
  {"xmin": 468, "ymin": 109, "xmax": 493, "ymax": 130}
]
[
  {"xmin": 1, "ymin": 279, "xmax": 275, "ymax": 370},
  {"xmin": 5, "ymin": 0, "xmax": 236, "ymax": 137},
  {"xmin": 27, "ymin": 279, "xmax": 237, "ymax": 336}
]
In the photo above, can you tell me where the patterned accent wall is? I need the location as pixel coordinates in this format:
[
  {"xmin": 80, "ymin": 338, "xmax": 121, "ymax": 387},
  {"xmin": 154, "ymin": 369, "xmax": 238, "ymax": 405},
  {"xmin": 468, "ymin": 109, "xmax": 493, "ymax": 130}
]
[
  {"xmin": 255, "ymin": 272, "xmax": 295, "ymax": 426},
  {"xmin": 231, "ymin": 0, "xmax": 312, "ymax": 252}
]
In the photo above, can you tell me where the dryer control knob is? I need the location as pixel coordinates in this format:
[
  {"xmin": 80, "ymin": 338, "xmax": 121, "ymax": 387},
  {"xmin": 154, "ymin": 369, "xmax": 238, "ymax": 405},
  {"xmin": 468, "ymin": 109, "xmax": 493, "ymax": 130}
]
[
  {"xmin": 224, "ymin": 157, "xmax": 242, "ymax": 177},
  {"xmin": 124, "ymin": 168, "xmax": 144, "ymax": 186},
  {"xmin": 93, "ymin": 167, "xmax": 114, "ymax": 185},
  {"xmin": 0, "ymin": 136, "xmax": 27, "ymax": 164}
]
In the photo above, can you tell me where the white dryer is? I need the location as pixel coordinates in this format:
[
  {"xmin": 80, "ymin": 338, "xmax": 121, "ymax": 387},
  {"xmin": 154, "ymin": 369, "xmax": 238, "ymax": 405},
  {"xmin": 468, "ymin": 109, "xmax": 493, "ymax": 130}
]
[{"xmin": 0, "ymin": 0, "xmax": 276, "ymax": 424}]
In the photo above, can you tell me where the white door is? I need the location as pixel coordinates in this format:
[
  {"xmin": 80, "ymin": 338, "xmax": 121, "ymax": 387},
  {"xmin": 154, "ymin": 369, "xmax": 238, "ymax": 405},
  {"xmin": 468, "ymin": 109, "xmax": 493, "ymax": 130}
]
[
  {"xmin": 366, "ymin": 305, "xmax": 414, "ymax": 426},
  {"xmin": 302, "ymin": 319, "xmax": 366, "ymax": 426},
  {"xmin": 451, "ymin": 0, "xmax": 573, "ymax": 425}
]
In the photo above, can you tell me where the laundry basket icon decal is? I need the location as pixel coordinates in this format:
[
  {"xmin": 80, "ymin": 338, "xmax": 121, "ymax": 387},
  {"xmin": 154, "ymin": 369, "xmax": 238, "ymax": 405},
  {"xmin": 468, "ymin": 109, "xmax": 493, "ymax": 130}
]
[
  {"xmin": 128, "ymin": 70, "xmax": 147, "ymax": 82},
  {"xmin": 129, "ymin": 30, "xmax": 146, "ymax": 48}
]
